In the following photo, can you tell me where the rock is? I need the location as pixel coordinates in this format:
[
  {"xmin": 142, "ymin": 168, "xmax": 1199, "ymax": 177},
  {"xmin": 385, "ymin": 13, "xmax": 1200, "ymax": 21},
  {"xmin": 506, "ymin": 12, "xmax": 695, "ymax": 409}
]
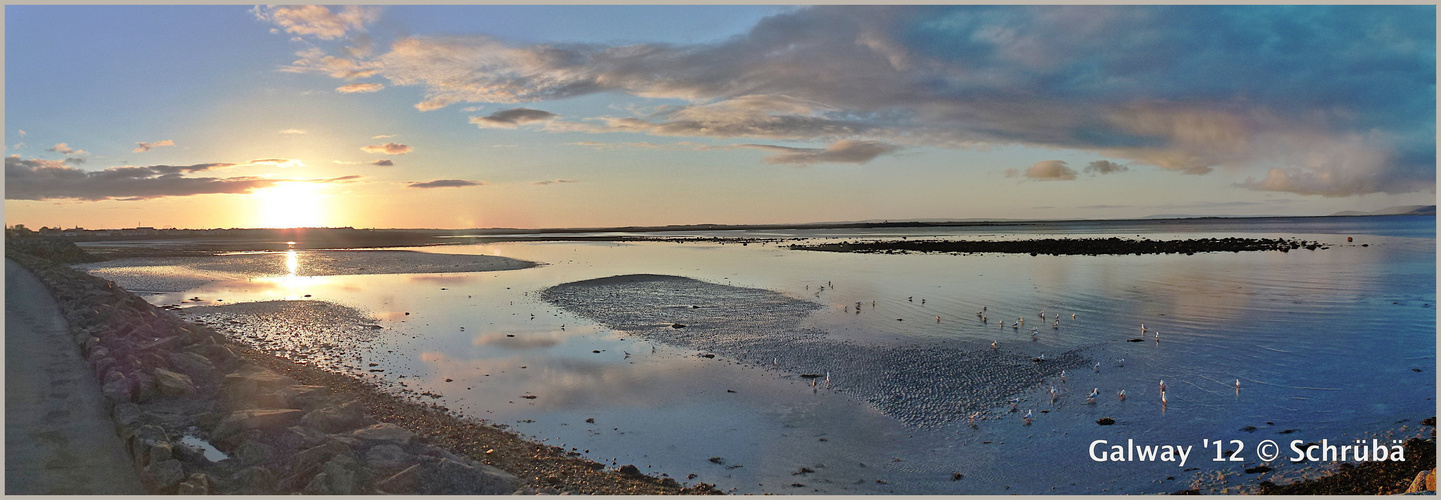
[
  {"xmin": 416, "ymin": 458, "xmax": 518, "ymax": 495},
  {"xmin": 176, "ymin": 473, "xmax": 215, "ymax": 495},
  {"xmin": 153, "ymin": 368, "xmax": 196, "ymax": 397},
  {"xmin": 213, "ymin": 409, "xmax": 304, "ymax": 443},
  {"xmin": 302, "ymin": 400, "xmax": 369, "ymax": 433},
  {"xmin": 146, "ymin": 459, "xmax": 187, "ymax": 490},
  {"xmin": 302, "ymin": 472, "xmax": 333, "ymax": 495},
  {"xmin": 103, "ymin": 376, "xmax": 135, "ymax": 402},
  {"xmin": 293, "ymin": 439, "xmax": 354, "ymax": 476},
  {"xmin": 1097, "ymin": 417, "xmax": 1116, "ymax": 425},
  {"xmin": 222, "ymin": 365, "xmax": 298, "ymax": 403},
  {"xmin": 276, "ymin": 385, "xmax": 330, "ymax": 411},
  {"xmin": 322, "ymin": 454, "xmax": 361, "ymax": 495},
  {"xmin": 228, "ymin": 466, "xmax": 278, "ymax": 495},
  {"xmin": 365, "ymin": 443, "xmax": 414, "ymax": 473},
  {"xmin": 618, "ymin": 464, "xmax": 643, "ymax": 476},
  {"xmin": 235, "ymin": 438, "xmax": 272, "ymax": 464},
  {"xmin": 277, "ymin": 425, "xmax": 329, "ymax": 451},
  {"xmin": 349, "ymin": 423, "xmax": 416, "ymax": 446},
  {"xmin": 166, "ymin": 351, "xmax": 217, "ymax": 382},
  {"xmin": 376, "ymin": 464, "xmax": 421, "ymax": 494},
  {"xmin": 148, "ymin": 442, "xmax": 174, "ymax": 465}
]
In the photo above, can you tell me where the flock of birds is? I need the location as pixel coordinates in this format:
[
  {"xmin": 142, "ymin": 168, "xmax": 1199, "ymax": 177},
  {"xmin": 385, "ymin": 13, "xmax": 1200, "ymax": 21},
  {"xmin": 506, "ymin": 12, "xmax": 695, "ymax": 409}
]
[{"xmin": 814, "ymin": 281, "xmax": 1248, "ymax": 428}]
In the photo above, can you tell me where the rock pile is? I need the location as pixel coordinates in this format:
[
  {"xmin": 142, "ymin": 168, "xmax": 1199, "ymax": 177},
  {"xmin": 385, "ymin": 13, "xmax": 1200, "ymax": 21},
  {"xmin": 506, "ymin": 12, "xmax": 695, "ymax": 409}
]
[{"xmin": 6, "ymin": 249, "xmax": 519, "ymax": 494}]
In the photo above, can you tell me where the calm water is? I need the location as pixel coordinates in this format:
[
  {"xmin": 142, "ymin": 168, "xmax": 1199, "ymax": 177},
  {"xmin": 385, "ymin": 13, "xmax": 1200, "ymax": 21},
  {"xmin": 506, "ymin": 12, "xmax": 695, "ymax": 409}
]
[{"xmin": 82, "ymin": 216, "xmax": 1436, "ymax": 494}]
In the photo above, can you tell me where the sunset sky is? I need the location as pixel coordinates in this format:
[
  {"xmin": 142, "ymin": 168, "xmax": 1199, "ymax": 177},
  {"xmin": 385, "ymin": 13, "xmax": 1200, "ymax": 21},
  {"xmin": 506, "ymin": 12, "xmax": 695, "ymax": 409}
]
[{"xmin": 5, "ymin": 5, "xmax": 1436, "ymax": 230}]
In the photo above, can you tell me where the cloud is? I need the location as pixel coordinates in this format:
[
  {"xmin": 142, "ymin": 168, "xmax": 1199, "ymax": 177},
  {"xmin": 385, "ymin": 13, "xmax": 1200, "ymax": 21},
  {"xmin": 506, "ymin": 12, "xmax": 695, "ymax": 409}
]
[
  {"xmin": 47, "ymin": 143, "xmax": 87, "ymax": 156},
  {"xmin": 1011, "ymin": 160, "xmax": 1078, "ymax": 181},
  {"xmin": 133, "ymin": 140, "xmax": 175, "ymax": 153},
  {"xmin": 280, "ymin": 129, "xmax": 308, "ymax": 135},
  {"xmin": 337, "ymin": 83, "xmax": 385, "ymax": 93},
  {"xmin": 740, "ymin": 140, "xmax": 900, "ymax": 165},
  {"xmin": 63, "ymin": 157, "xmax": 86, "ymax": 165},
  {"xmin": 469, "ymin": 108, "xmax": 559, "ymax": 128},
  {"xmin": 408, "ymin": 179, "xmax": 481, "ymax": 188},
  {"xmin": 283, "ymin": 6, "xmax": 1433, "ymax": 196},
  {"xmin": 370, "ymin": 159, "xmax": 393, "ymax": 166},
  {"xmin": 253, "ymin": 5, "xmax": 379, "ymax": 41},
  {"xmin": 4, "ymin": 155, "xmax": 349, "ymax": 201},
  {"xmin": 17, "ymin": 130, "xmax": 25, "ymax": 137},
  {"xmin": 371, "ymin": 134, "xmax": 395, "ymax": 139},
  {"xmin": 244, "ymin": 158, "xmax": 305, "ymax": 168},
  {"xmin": 1083, "ymin": 160, "xmax": 1129, "ymax": 174},
  {"xmin": 361, "ymin": 143, "xmax": 413, "ymax": 155},
  {"xmin": 533, "ymin": 179, "xmax": 578, "ymax": 185}
]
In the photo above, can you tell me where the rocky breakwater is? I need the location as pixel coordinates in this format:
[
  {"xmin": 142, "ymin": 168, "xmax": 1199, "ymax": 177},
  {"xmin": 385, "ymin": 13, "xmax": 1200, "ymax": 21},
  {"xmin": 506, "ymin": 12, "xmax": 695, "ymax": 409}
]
[{"xmin": 6, "ymin": 248, "xmax": 518, "ymax": 494}]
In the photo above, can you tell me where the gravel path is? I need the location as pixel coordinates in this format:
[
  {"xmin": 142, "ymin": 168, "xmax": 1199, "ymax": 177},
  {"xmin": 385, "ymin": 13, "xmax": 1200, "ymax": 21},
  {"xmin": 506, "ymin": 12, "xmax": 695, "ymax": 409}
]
[{"xmin": 4, "ymin": 259, "xmax": 144, "ymax": 494}]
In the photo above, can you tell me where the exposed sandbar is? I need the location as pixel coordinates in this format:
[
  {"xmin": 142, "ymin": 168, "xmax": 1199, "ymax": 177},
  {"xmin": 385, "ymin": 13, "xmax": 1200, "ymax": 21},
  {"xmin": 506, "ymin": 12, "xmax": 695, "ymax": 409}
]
[
  {"xmin": 78, "ymin": 249, "xmax": 538, "ymax": 292},
  {"xmin": 542, "ymin": 274, "xmax": 1088, "ymax": 428},
  {"xmin": 789, "ymin": 236, "xmax": 1329, "ymax": 256}
]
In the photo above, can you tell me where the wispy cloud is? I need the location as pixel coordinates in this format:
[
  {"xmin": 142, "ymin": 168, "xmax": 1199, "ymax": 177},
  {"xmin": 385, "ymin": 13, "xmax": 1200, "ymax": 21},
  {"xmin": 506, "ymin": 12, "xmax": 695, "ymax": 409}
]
[
  {"xmin": 408, "ymin": 179, "xmax": 481, "ymax": 189},
  {"xmin": 133, "ymin": 139, "xmax": 175, "ymax": 153},
  {"xmin": 533, "ymin": 179, "xmax": 578, "ymax": 185},
  {"xmin": 280, "ymin": 129, "xmax": 308, "ymax": 135},
  {"xmin": 1006, "ymin": 160, "xmax": 1077, "ymax": 181},
  {"xmin": 5, "ymin": 155, "xmax": 350, "ymax": 201},
  {"xmin": 469, "ymin": 108, "xmax": 558, "ymax": 128},
  {"xmin": 47, "ymin": 143, "xmax": 87, "ymax": 156},
  {"xmin": 371, "ymin": 134, "xmax": 395, "ymax": 139},
  {"xmin": 1083, "ymin": 160, "xmax": 1128, "ymax": 175},
  {"xmin": 370, "ymin": 159, "xmax": 393, "ymax": 167},
  {"xmin": 337, "ymin": 83, "xmax": 385, "ymax": 93},
  {"xmin": 253, "ymin": 5, "xmax": 379, "ymax": 41},
  {"xmin": 739, "ymin": 140, "xmax": 899, "ymax": 165},
  {"xmin": 361, "ymin": 143, "xmax": 413, "ymax": 155},
  {"xmin": 285, "ymin": 6, "xmax": 1433, "ymax": 196}
]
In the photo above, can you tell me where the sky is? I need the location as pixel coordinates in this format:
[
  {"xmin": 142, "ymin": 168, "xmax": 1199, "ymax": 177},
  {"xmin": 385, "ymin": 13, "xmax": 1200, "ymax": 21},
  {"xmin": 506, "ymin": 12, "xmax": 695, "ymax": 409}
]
[{"xmin": 4, "ymin": 5, "xmax": 1436, "ymax": 230}]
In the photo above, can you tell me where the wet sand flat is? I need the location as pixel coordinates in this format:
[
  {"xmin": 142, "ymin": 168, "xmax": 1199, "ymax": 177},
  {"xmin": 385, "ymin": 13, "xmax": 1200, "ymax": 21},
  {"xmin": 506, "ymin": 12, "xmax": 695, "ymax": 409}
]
[
  {"xmin": 542, "ymin": 274, "xmax": 1089, "ymax": 427},
  {"xmin": 78, "ymin": 249, "xmax": 538, "ymax": 292}
]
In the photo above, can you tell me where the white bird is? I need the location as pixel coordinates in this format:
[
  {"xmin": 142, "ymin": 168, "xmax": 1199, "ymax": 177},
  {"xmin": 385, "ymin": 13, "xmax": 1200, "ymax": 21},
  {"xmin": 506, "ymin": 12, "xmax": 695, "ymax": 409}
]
[
  {"xmin": 991, "ymin": 340, "xmax": 997, "ymax": 350},
  {"xmin": 1159, "ymin": 379, "xmax": 1167, "ymax": 393},
  {"xmin": 1161, "ymin": 391, "xmax": 1168, "ymax": 406},
  {"xmin": 1009, "ymin": 398, "xmax": 1020, "ymax": 411},
  {"xmin": 1071, "ymin": 313, "xmax": 1076, "ymax": 320},
  {"xmin": 1023, "ymin": 409, "xmax": 1033, "ymax": 425},
  {"xmin": 968, "ymin": 412, "xmax": 979, "ymax": 427},
  {"xmin": 773, "ymin": 357, "xmax": 779, "ymax": 367},
  {"xmin": 1141, "ymin": 323, "xmax": 1146, "ymax": 333},
  {"xmin": 1053, "ymin": 320, "xmax": 1060, "ymax": 329},
  {"xmin": 1039, "ymin": 311, "xmax": 1046, "ymax": 319},
  {"xmin": 1118, "ymin": 389, "xmax": 1127, "ymax": 401},
  {"xmin": 1115, "ymin": 358, "xmax": 1125, "ymax": 367},
  {"xmin": 1060, "ymin": 370, "xmax": 1067, "ymax": 383},
  {"xmin": 982, "ymin": 306, "xmax": 987, "ymax": 313},
  {"xmin": 1093, "ymin": 362, "xmax": 1101, "ymax": 373},
  {"xmin": 1235, "ymin": 379, "xmax": 1240, "ymax": 392}
]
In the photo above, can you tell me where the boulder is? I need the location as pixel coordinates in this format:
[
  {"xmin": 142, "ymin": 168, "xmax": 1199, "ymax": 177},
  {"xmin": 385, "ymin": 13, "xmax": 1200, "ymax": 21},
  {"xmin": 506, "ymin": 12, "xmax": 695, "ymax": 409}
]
[
  {"xmin": 234, "ymin": 438, "xmax": 273, "ymax": 465},
  {"xmin": 213, "ymin": 409, "xmax": 304, "ymax": 442},
  {"xmin": 166, "ymin": 351, "xmax": 217, "ymax": 383},
  {"xmin": 102, "ymin": 376, "xmax": 134, "ymax": 402},
  {"xmin": 415, "ymin": 458, "xmax": 518, "ymax": 495},
  {"xmin": 222, "ymin": 365, "xmax": 298, "ymax": 403},
  {"xmin": 292, "ymin": 439, "xmax": 354, "ymax": 476},
  {"xmin": 145, "ymin": 459, "xmax": 187, "ymax": 490},
  {"xmin": 176, "ymin": 473, "xmax": 216, "ymax": 495},
  {"xmin": 348, "ymin": 423, "xmax": 416, "ymax": 446},
  {"xmin": 153, "ymin": 368, "xmax": 196, "ymax": 397},
  {"xmin": 376, "ymin": 463, "xmax": 421, "ymax": 494},
  {"xmin": 227, "ymin": 466, "xmax": 278, "ymax": 495},
  {"xmin": 302, "ymin": 400, "xmax": 369, "ymax": 433},
  {"xmin": 364, "ymin": 443, "xmax": 415, "ymax": 474}
]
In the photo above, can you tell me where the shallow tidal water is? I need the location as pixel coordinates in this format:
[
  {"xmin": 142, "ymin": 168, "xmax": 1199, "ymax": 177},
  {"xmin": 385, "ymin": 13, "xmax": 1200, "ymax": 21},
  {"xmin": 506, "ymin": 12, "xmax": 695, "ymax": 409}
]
[{"xmin": 78, "ymin": 216, "xmax": 1436, "ymax": 494}]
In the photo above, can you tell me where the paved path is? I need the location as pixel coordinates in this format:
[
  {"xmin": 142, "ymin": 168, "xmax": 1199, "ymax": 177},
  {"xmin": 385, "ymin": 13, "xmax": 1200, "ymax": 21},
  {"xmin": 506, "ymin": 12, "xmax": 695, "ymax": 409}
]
[{"xmin": 5, "ymin": 259, "xmax": 143, "ymax": 494}]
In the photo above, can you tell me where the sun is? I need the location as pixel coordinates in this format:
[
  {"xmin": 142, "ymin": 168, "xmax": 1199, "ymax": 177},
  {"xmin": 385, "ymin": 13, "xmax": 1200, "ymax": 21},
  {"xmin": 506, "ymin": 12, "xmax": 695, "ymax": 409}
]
[{"xmin": 252, "ymin": 182, "xmax": 328, "ymax": 228}]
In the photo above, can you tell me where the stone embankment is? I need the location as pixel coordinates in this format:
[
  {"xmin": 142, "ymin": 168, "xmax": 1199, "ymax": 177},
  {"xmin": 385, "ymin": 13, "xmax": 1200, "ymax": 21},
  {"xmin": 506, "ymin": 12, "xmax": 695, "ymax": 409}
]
[{"xmin": 6, "ymin": 248, "xmax": 521, "ymax": 494}]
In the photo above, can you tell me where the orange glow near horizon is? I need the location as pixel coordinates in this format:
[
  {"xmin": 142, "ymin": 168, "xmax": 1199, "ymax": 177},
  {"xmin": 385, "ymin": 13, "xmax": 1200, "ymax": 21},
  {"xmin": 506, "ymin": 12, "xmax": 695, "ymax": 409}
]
[{"xmin": 253, "ymin": 182, "xmax": 328, "ymax": 229}]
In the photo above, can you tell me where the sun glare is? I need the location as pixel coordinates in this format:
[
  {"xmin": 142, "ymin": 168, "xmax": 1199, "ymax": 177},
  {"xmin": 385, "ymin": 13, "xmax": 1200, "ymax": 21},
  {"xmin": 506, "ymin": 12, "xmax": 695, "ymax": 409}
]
[{"xmin": 253, "ymin": 182, "xmax": 327, "ymax": 228}]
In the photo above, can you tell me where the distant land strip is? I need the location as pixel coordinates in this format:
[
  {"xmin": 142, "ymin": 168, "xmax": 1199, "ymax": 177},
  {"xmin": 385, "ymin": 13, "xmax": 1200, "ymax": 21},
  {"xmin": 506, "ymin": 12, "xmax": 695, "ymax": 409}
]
[{"xmin": 788, "ymin": 237, "xmax": 1331, "ymax": 256}]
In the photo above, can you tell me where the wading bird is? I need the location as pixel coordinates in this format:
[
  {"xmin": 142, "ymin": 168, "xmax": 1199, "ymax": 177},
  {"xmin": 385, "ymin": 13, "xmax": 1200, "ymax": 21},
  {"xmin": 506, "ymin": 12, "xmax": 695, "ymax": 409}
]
[{"xmin": 1023, "ymin": 409, "xmax": 1033, "ymax": 425}]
